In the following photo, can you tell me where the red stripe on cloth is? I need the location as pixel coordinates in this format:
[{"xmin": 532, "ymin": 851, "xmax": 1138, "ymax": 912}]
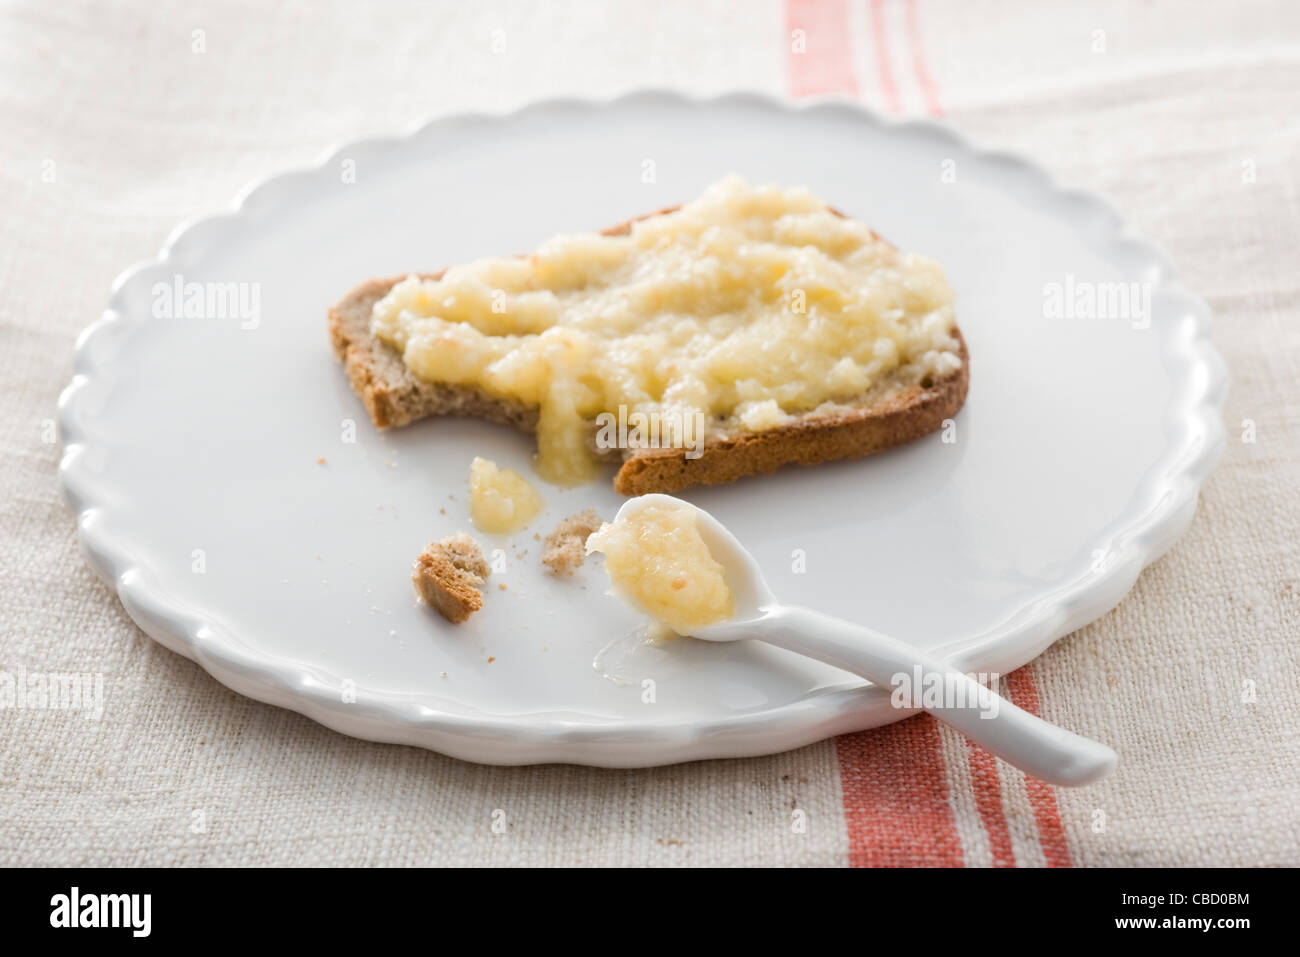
[
  {"xmin": 787, "ymin": 0, "xmax": 961, "ymax": 871},
  {"xmin": 964, "ymin": 743, "xmax": 1017, "ymax": 867},
  {"xmin": 904, "ymin": 0, "xmax": 943, "ymax": 115},
  {"xmin": 1004, "ymin": 666, "xmax": 1073, "ymax": 867},
  {"xmin": 868, "ymin": 0, "xmax": 901, "ymax": 114},
  {"xmin": 837, "ymin": 714, "xmax": 964, "ymax": 867},
  {"xmin": 785, "ymin": 0, "xmax": 859, "ymax": 97}
]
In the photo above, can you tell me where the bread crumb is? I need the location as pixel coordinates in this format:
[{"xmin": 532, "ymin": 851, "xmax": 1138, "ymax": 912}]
[
  {"xmin": 498, "ymin": 583, "xmax": 507, "ymax": 591},
  {"xmin": 487, "ymin": 656, "xmax": 496, "ymax": 663},
  {"xmin": 542, "ymin": 509, "xmax": 605, "ymax": 575},
  {"xmin": 412, "ymin": 532, "xmax": 490, "ymax": 623},
  {"xmin": 317, "ymin": 457, "xmax": 327, "ymax": 465}
]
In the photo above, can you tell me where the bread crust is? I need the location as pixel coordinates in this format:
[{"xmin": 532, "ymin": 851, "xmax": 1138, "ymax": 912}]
[
  {"xmin": 329, "ymin": 273, "xmax": 537, "ymax": 433},
  {"xmin": 329, "ymin": 212, "xmax": 969, "ymax": 495},
  {"xmin": 613, "ymin": 332, "xmax": 968, "ymax": 494},
  {"xmin": 541, "ymin": 509, "xmax": 605, "ymax": 575},
  {"xmin": 412, "ymin": 533, "xmax": 489, "ymax": 623}
]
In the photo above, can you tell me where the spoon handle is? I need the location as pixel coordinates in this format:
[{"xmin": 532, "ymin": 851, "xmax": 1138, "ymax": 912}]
[{"xmin": 756, "ymin": 606, "xmax": 1117, "ymax": 786}]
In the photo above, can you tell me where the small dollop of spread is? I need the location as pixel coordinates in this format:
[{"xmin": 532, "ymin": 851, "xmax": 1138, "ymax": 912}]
[
  {"xmin": 468, "ymin": 457, "xmax": 543, "ymax": 533},
  {"xmin": 586, "ymin": 501, "xmax": 732, "ymax": 635}
]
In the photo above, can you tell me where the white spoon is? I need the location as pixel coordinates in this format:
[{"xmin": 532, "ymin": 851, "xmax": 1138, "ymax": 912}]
[{"xmin": 610, "ymin": 494, "xmax": 1118, "ymax": 787}]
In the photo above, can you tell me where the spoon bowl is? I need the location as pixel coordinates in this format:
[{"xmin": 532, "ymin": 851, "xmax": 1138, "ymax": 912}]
[{"xmin": 611, "ymin": 493, "xmax": 776, "ymax": 629}]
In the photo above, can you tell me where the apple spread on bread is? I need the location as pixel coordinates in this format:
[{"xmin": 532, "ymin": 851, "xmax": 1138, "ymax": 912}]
[{"xmin": 331, "ymin": 176, "xmax": 968, "ymax": 494}]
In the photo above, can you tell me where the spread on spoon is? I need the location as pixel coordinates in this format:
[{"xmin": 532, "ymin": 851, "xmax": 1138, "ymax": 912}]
[{"xmin": 585, "ymin": 500, "xmax": 732, "ymax": 635}]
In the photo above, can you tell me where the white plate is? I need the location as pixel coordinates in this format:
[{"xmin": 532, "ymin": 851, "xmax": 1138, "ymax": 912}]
[{"xmin": 59, "ymin": 91, "xmax": 1226, "ymax": 767}]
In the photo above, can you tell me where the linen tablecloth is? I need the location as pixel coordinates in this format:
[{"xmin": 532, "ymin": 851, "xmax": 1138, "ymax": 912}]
[{"xmin": 2, "ymin": 0, "xmax": 1297, "ymax": 866}]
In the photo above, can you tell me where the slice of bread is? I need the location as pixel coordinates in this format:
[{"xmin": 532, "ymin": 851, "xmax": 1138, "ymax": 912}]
[{"xmin": 329, "ymin": 212, "xmax": 969, "ymax": 495}]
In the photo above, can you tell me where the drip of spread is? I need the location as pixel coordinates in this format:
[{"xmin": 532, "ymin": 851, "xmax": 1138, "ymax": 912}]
[
  {"xmin": 370, "ymin": 175, "xmax": 960, "ymax": 485},
  {"xmin": 585, "ymin": 502, "xmax": 732, "ymax": 635},
  {"xmin": 468, "ymin": 457, "xmax": 543, "ymax": 533}
]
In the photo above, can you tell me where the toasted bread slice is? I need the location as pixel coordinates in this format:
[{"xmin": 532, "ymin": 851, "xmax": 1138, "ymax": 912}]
[{"xmin": 329, "ymin": 212, "xmax": 969, "ymax": 495}]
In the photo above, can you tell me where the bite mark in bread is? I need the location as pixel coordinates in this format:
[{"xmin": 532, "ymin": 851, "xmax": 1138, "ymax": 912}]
[{"xmin": 329, "ymin": 210, "xmax": 969, "ymax": 495}]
